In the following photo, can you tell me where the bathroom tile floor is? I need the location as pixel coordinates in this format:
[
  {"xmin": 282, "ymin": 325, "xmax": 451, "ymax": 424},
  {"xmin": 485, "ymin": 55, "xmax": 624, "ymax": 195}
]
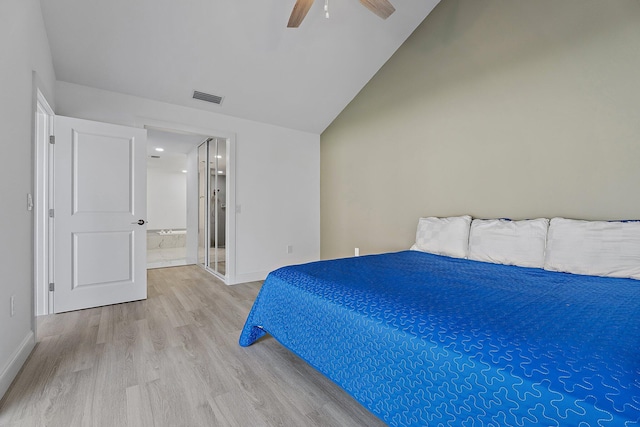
[{"xmin": 147, "ymin": 247, "xmax": 226, "ymax": 270}]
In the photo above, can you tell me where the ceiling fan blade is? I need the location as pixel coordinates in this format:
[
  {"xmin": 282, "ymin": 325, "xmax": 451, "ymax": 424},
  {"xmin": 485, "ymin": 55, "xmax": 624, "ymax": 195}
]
[
  {"xmin": 288, "ymin": 0, "xmax": 315, "ymax": 28},
  {"xmin": 359, "ymin": 0, "xmax": 395, "ymax": 19}
]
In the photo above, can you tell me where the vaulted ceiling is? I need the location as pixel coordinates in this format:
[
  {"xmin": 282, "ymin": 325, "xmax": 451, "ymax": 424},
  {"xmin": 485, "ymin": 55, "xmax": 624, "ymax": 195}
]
[{"xmin": 40, "ymin": 0, "xmax": 439, "ymax": 134}]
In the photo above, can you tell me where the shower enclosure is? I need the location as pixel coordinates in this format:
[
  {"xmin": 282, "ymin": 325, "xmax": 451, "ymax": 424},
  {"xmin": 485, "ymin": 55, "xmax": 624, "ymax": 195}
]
[{"xmin": 198, "ymin": 137, "xmax": 227, "ymax": 277}]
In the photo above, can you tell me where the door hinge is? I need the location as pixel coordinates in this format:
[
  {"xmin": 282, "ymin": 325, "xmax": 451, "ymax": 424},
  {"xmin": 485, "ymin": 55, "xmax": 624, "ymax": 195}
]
[
  {"xmin": 49, "ymin": 208, "xmax": 54, "ymax": 218},
  {"xmin": 49, "ymin": 135, "xmax": 55, "ymax": 145},
  {"xmin": 49, "ymin": 283, "xmax": 55, "ymax": 292}
]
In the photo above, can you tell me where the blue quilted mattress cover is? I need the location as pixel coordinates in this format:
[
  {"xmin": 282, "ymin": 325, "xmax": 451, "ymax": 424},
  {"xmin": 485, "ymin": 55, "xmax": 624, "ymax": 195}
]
[{"xmin": 239, "ymin": 251, "xmax": 640, "ymax": 426}]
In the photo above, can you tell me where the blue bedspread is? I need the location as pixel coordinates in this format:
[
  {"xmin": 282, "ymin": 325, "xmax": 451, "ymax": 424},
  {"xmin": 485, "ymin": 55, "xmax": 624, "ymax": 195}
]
[{"xmin": 239, "ymin": 251, "xmax": 640, "ymax": 426}]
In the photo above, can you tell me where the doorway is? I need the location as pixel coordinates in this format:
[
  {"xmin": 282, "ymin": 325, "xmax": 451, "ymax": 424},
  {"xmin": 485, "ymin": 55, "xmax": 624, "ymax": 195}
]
[
  {"xmin": 145, "ymin": 129, "xmax": 203, "ymax": 269},
  {"xmin": 34, "ymin": 96, "xmax": 148, "ymax": 314},
  {"xmin": 35, "ymin": 118, "xmax": 237, "ymax": 316},
  {"xmin": 198, "ymin": 138, "xmax": 227, "ymax": 278}
]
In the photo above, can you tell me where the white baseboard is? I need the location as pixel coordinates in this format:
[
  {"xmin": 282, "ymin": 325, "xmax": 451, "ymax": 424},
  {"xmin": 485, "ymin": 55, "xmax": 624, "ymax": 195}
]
[
  {"xmin": 0, "ymin": 331, "xmax": 35, "ymax": 400},
  {"xmin": 228, "ymin": 271, "xmax": 268, "ymax": 285}
]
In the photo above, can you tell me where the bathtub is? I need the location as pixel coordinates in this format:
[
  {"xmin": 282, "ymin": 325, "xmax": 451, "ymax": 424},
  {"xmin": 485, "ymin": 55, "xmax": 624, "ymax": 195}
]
[
  {"xmin": 156, "ymin": 229, "xmax": 186, "ymax": 235},
  {"xmin": 148, "ymin": 229, "xmax": 187, "ymax": 249}
]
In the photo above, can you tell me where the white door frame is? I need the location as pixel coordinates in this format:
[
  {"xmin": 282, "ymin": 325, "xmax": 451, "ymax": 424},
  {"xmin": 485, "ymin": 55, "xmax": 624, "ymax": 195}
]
[
  {"xmin": 34, "ymin": 88, "xmax": 54, "ymax": 316},
  {"xmin": 139, "ymin": 118, "xmax": 237, "ymax": 285}
]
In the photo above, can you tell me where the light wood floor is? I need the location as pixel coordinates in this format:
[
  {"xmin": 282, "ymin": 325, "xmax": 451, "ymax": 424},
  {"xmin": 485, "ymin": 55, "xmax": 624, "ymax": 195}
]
[{"xmin": 0, "ymin": 266, "xmax": 384, "ymax": 427}]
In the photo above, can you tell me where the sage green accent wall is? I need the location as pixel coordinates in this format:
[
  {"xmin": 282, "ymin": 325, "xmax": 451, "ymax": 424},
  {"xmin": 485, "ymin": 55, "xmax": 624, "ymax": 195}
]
[{"xmin": 321, "ymin": 0, "xmax": 640, "ymax": 259}]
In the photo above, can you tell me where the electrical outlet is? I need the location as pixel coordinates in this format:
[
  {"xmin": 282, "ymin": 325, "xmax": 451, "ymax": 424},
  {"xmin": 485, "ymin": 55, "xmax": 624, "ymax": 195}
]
[
  {"xmin": 10, "ymin": 295, "xmax": 15, "ymax": 317},
  {"xmin": 286, "ymin": 245, "xmax": 293, "ymax": 254},
  {"xmin": 355, "ymin": 247, "xmax": 360, "ymax": 257}
]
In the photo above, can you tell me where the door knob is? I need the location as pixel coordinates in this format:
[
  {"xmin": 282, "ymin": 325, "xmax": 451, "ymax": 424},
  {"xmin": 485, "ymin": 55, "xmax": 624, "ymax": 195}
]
[{"xmin": 132, "ymin": 219, "xmax": 146, "ymax": 225}]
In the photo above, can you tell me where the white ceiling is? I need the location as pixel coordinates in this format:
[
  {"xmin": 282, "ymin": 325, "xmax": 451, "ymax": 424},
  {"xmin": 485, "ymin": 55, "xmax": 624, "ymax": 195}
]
[
  {"xmin": 146, "ymin": 128, "xmax": 204, "ymax": 172},
  {"xmin": 146, "ymin": 128, "xmax": 228, "ymax": 174},
  {"xmin": 40, "ymin": 0, "xmax": 440, "ymax": 134}
]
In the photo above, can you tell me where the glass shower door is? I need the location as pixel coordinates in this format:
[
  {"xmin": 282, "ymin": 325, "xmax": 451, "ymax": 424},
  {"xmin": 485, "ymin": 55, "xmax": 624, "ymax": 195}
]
[
  {"xmin": 197, "ymin": 137, "xmax": 227, "ymax": 278},
  {"xmin": 209, "ymin": 138, "xmax": 227, "ymax": 276},
  {"xmin": 197, "ymin": 142, "xmax": 208, "ymax": 267}
]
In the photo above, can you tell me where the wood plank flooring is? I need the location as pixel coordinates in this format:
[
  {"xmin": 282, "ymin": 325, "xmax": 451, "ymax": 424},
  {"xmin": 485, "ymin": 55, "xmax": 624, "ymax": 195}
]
[{"xmin": 0, "ymin": 266, "xmax": 385, "ymax": 427}]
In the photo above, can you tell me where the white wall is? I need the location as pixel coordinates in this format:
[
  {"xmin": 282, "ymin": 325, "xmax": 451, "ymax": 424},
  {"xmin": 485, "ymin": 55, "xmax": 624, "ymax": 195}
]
[
  {"xmin": 0, "ymin": 0, "xmax": 56, "ymax": 399},
  {"xmin": 147, "ymin": 169, "xmax": 187, "ymax": 230},
  {"xmin": 55, "ymin": 81, "xmax": 320, "ymax": 284}
]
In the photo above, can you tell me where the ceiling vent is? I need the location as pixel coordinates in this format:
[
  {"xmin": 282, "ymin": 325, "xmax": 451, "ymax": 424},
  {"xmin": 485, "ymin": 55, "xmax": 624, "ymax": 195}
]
[{"xmin": 193, "ymin": 90, "xmax": 224, "ymax": 105}]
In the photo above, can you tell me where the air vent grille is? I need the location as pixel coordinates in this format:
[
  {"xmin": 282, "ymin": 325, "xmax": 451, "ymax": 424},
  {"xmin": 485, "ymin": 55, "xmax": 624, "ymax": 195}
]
[{"xmin": 193, "ymin": 91, "xmax": 224, "ymax": 105}]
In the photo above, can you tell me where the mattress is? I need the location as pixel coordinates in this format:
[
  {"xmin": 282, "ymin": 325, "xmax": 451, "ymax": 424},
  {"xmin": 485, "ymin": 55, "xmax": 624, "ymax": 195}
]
[{"xmin": 239, "ymin": 251, "xmax": 640, "ymax": 426}]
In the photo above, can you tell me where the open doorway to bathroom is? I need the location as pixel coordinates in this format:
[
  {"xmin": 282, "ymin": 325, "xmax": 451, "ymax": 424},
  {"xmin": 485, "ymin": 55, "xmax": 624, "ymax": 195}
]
[
  {"xmin": 143, "ymin": 124, "xmax": 235, "ymax": 282},
  {"xmin": 146, "ymin": 129, "xmax": 203, "ymax": 269}
]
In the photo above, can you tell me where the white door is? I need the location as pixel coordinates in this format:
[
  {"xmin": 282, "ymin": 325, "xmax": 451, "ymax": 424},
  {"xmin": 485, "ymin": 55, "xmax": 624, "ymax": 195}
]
[{"xmin": 52, "ymin": 116, "xmax": 147, "ymax": 313}]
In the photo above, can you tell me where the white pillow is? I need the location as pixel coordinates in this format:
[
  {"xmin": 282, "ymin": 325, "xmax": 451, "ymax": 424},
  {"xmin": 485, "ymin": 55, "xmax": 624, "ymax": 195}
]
[
  {"xmin": 544, "ymin": 217, "xmax": 640, "ymax": 279},
  {"xmin": 411, "ymin": 215, "xmax": 471, "ymax": 259},
  {"xmin": 468, "ymin": 218, "xmax": 549, "ymax": 268}
]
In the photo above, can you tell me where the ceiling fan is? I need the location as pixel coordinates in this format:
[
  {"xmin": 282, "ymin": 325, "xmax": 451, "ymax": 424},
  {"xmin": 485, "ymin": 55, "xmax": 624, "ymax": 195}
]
[{"xmin": 288, "ymin": 0, "xmax": 396, "ymax": 28}]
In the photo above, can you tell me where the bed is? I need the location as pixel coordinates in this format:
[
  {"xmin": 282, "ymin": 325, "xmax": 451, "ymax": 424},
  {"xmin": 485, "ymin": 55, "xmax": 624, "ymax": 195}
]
[{"xmin": 239, "ymin": 219, "xmax": 640, "ymax": 426}]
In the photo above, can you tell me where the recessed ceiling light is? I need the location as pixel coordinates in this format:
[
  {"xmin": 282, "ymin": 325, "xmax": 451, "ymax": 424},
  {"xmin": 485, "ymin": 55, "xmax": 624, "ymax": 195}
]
[
  {"xmin": 155, "ymin": 147, "xmax": 164, "ymax": 152},
  {"xmin": 181, "ymin": 170, "xmax": 187, "ymax": 173},
  {"xmin": 216, "ymin": 155, "xmax": 222, "ymax": 159},
  {"xmin": 218, "ymin": 170, "xmax": 224, "ymax": 174}
]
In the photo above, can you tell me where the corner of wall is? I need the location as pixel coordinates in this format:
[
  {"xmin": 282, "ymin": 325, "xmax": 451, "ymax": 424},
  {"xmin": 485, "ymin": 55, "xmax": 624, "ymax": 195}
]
[{"xmin": 0, "ymin": 331, "xmax": 35, "ymax": 400}]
